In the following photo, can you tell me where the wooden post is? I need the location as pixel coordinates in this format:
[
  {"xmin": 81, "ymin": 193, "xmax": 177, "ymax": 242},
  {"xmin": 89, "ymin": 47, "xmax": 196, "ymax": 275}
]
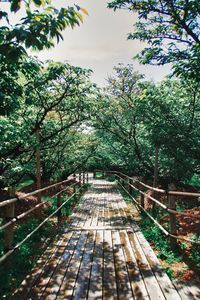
[
  {"xmin": 168, "ymin": 183, "xmax": 177, "ymax": 250},
  {"xmin": 127, "ymin": 178, "xmax": 130, "ymax": 194},
  {"xmin": 4, "ymin": 187, "xmax": 15, "ymax": 252},
  {"xmin": 86, "ymin": 172, "xmax": 89, "ymax": 183},
  {"xmin": 35, "ymin": 128, "xmax": 42, "ymax": 203},
  {"xmin": 79, "ymin": 173, "xmax": 82, "ymax": 185},
  {"xmin": 140, "ymin": 183, "xmax": 145, "ymax": 208},
  {"xmin": 129, "ymin": 178, "xmax": 133, "ymax": 195},
  {"xmin": 93, "ymin": 171, "xmax": 96, "ymax": 179},
  {"xmin": 73, "ymin": 173, "xmax": 76, "ymax": 194},
  {"xmin": 83, "ymin": 173, "xmax": 85, "ymax": 184},
  {"xmin": 153, "ymin": 145, "xmax": 159, "ymax": 209},
  {"xmin": 57, "ymin": 194, "xmax": 62, "ymax": 223}
]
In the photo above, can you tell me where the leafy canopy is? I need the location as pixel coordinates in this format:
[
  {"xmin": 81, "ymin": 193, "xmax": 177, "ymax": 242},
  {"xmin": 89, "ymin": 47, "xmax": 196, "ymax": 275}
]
[
  {"xmin": 0, "ymin": 0, "xmax": 88, "ymax": 60},
  {"xmin": 91, "ymin": 64, "xmax": 200, "ymax": 183},
  {"xmin": 108, "ymin": 0, "xmax": 200, "ymax": 80}
]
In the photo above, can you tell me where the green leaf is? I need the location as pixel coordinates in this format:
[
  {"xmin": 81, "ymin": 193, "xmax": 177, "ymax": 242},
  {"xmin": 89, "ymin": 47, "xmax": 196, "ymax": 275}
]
[{"xmin": 10, "ymin": 0, "xmax": 22, "ymax": 12}]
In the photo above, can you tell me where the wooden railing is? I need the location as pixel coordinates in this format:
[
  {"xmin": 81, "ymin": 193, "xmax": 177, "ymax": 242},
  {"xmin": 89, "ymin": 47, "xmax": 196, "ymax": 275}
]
[
  {"xmin": 0, "ymin": 172, "xmax": 89, "ymax": 265},
  {"xmin": 94, "ymin": 170, "xmax": 200, "ymax": 248}
]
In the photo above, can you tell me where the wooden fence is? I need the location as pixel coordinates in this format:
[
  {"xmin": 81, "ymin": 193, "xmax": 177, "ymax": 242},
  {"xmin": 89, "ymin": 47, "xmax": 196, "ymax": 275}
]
[
  {"xmin": 95, "ymin": 170, "xmax": 200, "ymax": 249},
  {"xmin": 0, "ymin": 172, "xmax": 88, "ymax": 265}
]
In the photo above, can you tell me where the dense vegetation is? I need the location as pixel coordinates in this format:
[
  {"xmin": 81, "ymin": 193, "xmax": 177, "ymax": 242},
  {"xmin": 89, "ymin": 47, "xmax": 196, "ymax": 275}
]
[
  {"xmin": 0, "ymin": 0, "xmax": 199, "ymax": 296},
  {"xmin": 1, "ymin": 0, "xmax": 199, "ymax": 189},
  {"xmin": 90, "ymin": 65, "xmax": 199, "ymax": 183}
]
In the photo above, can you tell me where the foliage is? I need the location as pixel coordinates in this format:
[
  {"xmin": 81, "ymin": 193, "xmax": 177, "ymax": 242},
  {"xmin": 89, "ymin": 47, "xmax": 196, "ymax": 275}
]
[
  {"xmin": 190, "ymin": 235, "xmax": 200, "ymax": 267},
  {"xmin": 0, "ymin": 218, "xmax": 54, "ymax": 298},
  {"xmin": 108, "ymin": 0, "xmax": 200, "ymax": 80},
  {"xmin": 184, "ymin": 174, "xmax": 200, "ymax": 188},
  {"xmin": 90, "ymin": 64, "xmax": 200, "ymax": 183},
  {"xmin": 139, "ymin": 211, "xmax": 181, "ymax": 268},
  {"xmin": 0, "ymin": 0, "xmax": 88, "ymax": 60},
  {"xmin": 0, "ymin": 57, "xmax": 98, "ymax": 187}
]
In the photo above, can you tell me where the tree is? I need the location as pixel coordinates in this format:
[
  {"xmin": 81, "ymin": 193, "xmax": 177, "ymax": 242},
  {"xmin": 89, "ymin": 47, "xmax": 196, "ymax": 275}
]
[
  {"xmin": 0, "ymin": 58, "xmax": 97, "ymax": 187},
  {"xmin": 91, "ymin": 64, "xmax": 155, "ymax": 175},
  {"xmin": 108, "ymin": 0, "xmax": 200, "ymax": 80},
  {"xmin": 0, "ymin": 0, "xmax": 88, "ymax": 60},
  {"xmin": 91, "ymin": 64, "xmax": 200, "ymax": 183}
]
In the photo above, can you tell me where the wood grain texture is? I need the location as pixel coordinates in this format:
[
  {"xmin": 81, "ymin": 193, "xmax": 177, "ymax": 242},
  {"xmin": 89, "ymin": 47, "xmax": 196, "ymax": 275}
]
[{"xmin": 14, "ymin": 179, "xmax": 198, "ymax": 300}]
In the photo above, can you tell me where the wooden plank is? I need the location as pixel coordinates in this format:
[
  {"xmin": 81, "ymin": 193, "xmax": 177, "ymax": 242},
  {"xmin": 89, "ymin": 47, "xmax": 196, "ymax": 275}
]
[
  {"xmin": 102, "ymin": 193, "xmax": 106, "ymax": 226},
  {"xmin": 186, "ymin": 281, "xmax": 200, "ymax": 300},
  {"xmin": 110, "ymin": 195, "xmax": 122, "ymax": 227},
  {"xmin": 112, "ymin": 230, "xmax": 133, "ymax": 300},
  {"xmin": 97, "ymin": 196, "xmax": 104, "ymax": 227},
  {"xmin": 106, "ymin": 196, "xmax": 112, "ymax": 226},
  {"xmin": 13, "ymin": 233, "xmax": 62, "ymax": 300},
  {"xmin": 72, "ymin": 230, "xmax": 96, "ymax": 300},
  {"xmin": 73, "ymin": 195, "xmax": 92, "ymax": 228},
  {"xmin": 133, "ymin": 224, "xmax": 182, "ymax": 300},
  {"xmin": 118, "ymin": 196, "xmax": 182, "ymax": 300},
  {"xmin": 128, "ymin": 230, "xmax": 166, "ymax": 300},
  {"xmin": 109, "ymin": 195, "xmax": 115, "ymax": 226},
  {"xmin": 90, "ymin": 195, "xmax": 99, "ymax": 227},
  {"xmin": 15, "ymin": 178, "xmax": 195, "ymax": 300},
  {"xmin": 120, "ymin": 230, "xmax": 150, "ymax": 300},
  {"xmin": 39, "ymin": 230, "xmax": 81, "ymax": 299},
  {"xmin": 56, "ymin": 230, "xmax": 88, "ymax": 299},
  {"xmin": 88, "ymin": 230, "xmax": 103, "ymax": 299},
  {"xmin": 173, "ymin": 280, "xmax": 200, "ymax": 300},
  {"xmin": 104, "ymin": 204, "xmax": 110, "ymax": 227},
  {"xmin": 13, "ymin": 192, "xmax": 88, "ymax": 299},
  {"xmin": 103, "ymin": 230, "xmax": 118, "ymax": 300},
  {"xmin": 27, "ymin": 231, "xmax": 75, "ymax": 299},
  {"xmin": 84, "ymin": 196, "xmax": 93, "ymax": 228},
  {"xmin": 67, "ymin": 195, "xmax": 87, "ymax": 226}
]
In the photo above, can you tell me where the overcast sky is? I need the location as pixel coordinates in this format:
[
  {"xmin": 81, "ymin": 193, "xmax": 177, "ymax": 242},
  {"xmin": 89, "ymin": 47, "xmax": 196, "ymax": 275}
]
[{"xmin": 2, "ymin": 0, "xmax": 171, "ymax": 86}]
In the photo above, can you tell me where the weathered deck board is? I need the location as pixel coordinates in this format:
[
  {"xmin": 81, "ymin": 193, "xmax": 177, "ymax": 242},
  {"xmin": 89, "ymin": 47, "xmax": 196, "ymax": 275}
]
[{"xmin": 13, "ymin": 179, "xmax": 199, "ymax": 300}]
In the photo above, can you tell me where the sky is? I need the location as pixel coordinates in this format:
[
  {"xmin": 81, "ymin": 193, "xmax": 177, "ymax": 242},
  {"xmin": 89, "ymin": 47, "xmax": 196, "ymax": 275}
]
[{"xmin": 1, "ymin": 0, "xmax": 171, "ymax": 86}]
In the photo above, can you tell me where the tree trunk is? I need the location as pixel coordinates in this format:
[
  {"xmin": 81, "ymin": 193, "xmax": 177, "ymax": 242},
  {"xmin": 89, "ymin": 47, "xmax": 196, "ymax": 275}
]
[{"xmin": 35, "ymin": 128, "xmax": 42, "ymax": 203}]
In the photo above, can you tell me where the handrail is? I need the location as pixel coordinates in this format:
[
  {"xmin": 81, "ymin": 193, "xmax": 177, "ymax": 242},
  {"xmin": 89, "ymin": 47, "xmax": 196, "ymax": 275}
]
[
  {"xmin": 129, "ymin": 183, "xmax": 200, "ymax": 219},
  {"xmin": 0, "ymin": 171, "xmax": 88, "ymax": 266},
  {"xmin": 118, "ymin": 181, "xmax": 200, "ymax": 245},
  {"xmin": 0, "ymin": 182, "xmax": 77, "ymax": 231},
  {"xmin": 105, "ymin": 170, "xmax": 200, "ymax": 197},
  {"xmin": 0, "ymin": 176, "xmax": 77, "ymax": 208},
  {"xmin": 95, "ymin": 170, "xmax": 200, "ymax": 245},
  {"xmin": 111, "ymin": 173, "xmax": 200, "ymax": 219}
]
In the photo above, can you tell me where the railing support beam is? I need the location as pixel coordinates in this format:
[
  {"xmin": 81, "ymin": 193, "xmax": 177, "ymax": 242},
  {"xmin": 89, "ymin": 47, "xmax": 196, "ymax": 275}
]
[
  {"xmin": 168, "ymin": 184, "xmax": 177, "ymax": 250},
  {"xmin": 4, "ymin": 187, "xmax": 15, "ymax": 252},
  {"xmin": 57, "ymin": 194, "xmax": 62, "ymax": 224}
]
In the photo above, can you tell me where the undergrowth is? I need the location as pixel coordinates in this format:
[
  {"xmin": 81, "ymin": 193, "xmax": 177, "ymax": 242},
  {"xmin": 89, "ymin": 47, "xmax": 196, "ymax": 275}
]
[
  {"xmin": 0, "ymin": 218, "xmax": 55, "ymax": 299},
  {"xmin": 139, "ymin": 211, "xmax": 181, "ymax": 267},
  {"xmin": 190, "ymin": 236, "xmax": 200, "ymax": 267}
]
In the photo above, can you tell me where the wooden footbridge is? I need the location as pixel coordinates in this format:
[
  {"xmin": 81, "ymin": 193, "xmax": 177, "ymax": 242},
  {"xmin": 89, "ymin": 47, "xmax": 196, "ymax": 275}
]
[
  {"xmin": 0, "ymin": 173, "xmax": 199, "ymax": 299},
  {"xmin": 11, "ymin": 177, "xmax": 198, "ymax": 300}
]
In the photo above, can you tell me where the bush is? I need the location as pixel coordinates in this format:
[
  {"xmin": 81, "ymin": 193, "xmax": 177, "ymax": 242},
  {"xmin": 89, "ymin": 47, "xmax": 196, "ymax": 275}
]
[{"xmin": 190, "ymin": 235, "xmax": 200, "ymax": 267}]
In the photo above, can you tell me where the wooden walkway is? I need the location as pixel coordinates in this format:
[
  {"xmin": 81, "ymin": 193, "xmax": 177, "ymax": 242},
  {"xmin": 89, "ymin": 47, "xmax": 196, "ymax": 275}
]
[{"xmin": 14, "ymin": 179, "xmax": 199, "ymax": 300}]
